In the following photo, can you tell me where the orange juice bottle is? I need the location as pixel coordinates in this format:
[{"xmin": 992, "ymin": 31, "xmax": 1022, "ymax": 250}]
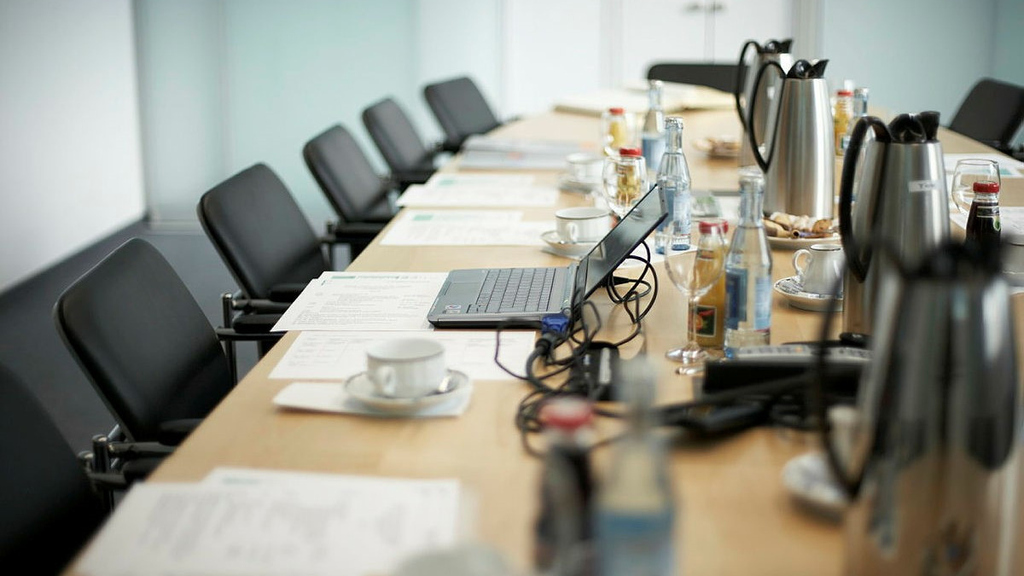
[{"xmin": 693, "ymin": 219, "xmax": 728, "ymax": 351}]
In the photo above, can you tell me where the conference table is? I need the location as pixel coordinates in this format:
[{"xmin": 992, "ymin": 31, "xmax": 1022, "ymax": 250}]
[{"xmin": 69, "ymin": 104, "xmax": 1024, "ymax": 576}]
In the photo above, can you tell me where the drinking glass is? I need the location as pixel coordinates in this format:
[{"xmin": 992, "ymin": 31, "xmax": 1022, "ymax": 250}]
[
  {"xmin": 663, "ymin": 220, "xmax": 725, "ymax": 374},
  {"xmin": 602, "ymin": 155, "xmax": 647, "ymax": 219},
  {"xmin": 951, "ymin": 159, "xmax": 1000, "ymax": 215}
]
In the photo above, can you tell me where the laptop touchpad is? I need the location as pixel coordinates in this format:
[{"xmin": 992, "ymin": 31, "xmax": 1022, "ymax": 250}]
[{"xmin": 443, "ymin": 282, "xmax": 480, "ymax": 300}]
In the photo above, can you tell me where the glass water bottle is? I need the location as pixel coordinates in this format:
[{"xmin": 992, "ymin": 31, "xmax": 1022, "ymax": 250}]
[
  {"xmin": 642, "ymin": 80, "xmax": 666, "ymax": 174},
  {"xmin": 724, "ymin": 169, "xmax": 772, "ymax": 352},
  {"xmin": 655, "ymin": 117, "xmax": 692, "ymax": 254}
]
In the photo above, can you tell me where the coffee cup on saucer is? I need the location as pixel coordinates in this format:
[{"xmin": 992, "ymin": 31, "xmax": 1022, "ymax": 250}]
[
  {"xmin": 565, "ymin": 152, "xmax": 604, "ymax": 184},
  {"xmin": 366, "ymin": 337, "xmax": 447, "ymax": 399},
  {"xmin": 555, "ymin": 207, "xmax": 609, "ymax": 244},
  {"xmin": 792, "ymin": 243, "xmax": 845, "ymax": 296}
]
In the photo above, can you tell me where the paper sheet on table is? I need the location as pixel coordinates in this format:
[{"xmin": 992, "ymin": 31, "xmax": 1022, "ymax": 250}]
[
  {"xmin": 77, "ymin": 476, "xmax": 459, "ymax": 576},
  {"xmin": 271, "ymin": 272, "xmax": 446, "ymax": 332},
  {"xmin": 381, "ymin": 210, "xmax": 549, "ymax": 246},
  {"xmin": 425, "ymin": 173, "xmax": 536, "ymax": 188},
  {"xmin": 462, "ymin": 135, "xmax": 588, "ymax": 156},
  {"xmin": 273, "ymin": 381, "xmax": 472, "ymax": 418},
  {"xmin": 944, "ymin": 153, "xmax": 1024, "ymax": 177},
  {"xmin": 269, "ymin": 331, "xmax": 535, "ymax": 381},
  {"xmin": 458, "ymin": 149, "xmax": 571, "ymax": 170},
  {"xmin": 396, "ymin": 183, "xmax": 558, "ymax": 207}
]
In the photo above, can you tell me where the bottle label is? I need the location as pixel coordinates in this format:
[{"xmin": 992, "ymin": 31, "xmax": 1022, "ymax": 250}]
[
  {"xmin": 642, "ymin": 136, "xmax": 665, "ymax": 174},
  {"xmin": 725, "ymin": 269, "xmax": 772, "ymax": 330},
  {"xmin": 694, "ymin": 304, "xmax": 716, "ymax": 337},
  {"xmin": 725, "ymin": 269, "xmax": 745, "ymax": 330},
  {"xmin": 753, "ymin": 275, "xmax": 772, "ymax": 330}
]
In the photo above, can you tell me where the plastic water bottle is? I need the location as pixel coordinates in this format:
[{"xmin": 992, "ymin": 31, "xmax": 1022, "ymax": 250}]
[
  {"xmin": 655, "ymin": 117, "xmax": 691, "ymax": 254},
  {"xmin": 594, "ymin": 359, "xmax": 676, "ymax": 576},
  {"xmin": 641, "ymin": 80, "xmax": 666, "ymax": 174},
  {"xmin": 724, "ymin": 169, "xmax": 772, "ymax": 352}
]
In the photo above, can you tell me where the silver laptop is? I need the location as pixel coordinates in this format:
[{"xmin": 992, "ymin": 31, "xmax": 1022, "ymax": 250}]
[{"xmin": 427, "ymin": 186, "xmax": 668, "ymax": 328}]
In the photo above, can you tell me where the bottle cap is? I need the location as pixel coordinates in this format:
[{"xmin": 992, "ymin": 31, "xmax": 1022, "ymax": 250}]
[
  {"xmin": 699, "ymin": 219, "xmax": 729, "ymax": 234},
  {"xmin": 837, "ymin": 89, "xmax": 853, "ymax": 97},
  {"xmin": 540, "ymin": 398, "xmax": 593, "ymax": 430},
  {"xmin": 973, "ymin": 181, "xmax": 1000, "ymax": 194},
  {"xmin": 619, "ymin": 147, "xmax": 642, "ymax": 157},
  {"xmin": 608, "ymin": 107, "xmax": 625, "ymax": 115}
]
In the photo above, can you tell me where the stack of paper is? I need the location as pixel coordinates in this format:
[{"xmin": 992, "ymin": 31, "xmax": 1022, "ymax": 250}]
[
  {"xmin": 458, "ymin": 136, "xmax": 589, "ymax": 170},
  {"xmin": 76, "ymin": 468, "xmax": 461, "ymax": 576},
  {"xmin": 396, "ymin": 183, "xmax": 558, "ymax": 208}
]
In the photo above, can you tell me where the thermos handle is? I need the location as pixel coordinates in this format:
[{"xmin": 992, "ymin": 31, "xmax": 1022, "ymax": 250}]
[
  {"xmin": 838, "ymin": 116, "xmax": 890, "ymax": 282},
  {"xmin": 734, "ymin": 40, "xmax": 761, "ymax": 128},
  {"xmin": 746, "ymin": 61, "xmax": 785, "ymax": 173}
]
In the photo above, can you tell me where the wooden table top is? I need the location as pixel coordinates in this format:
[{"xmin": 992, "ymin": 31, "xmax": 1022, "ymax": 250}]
[{"xmin": 69, "ymin": 107, "xmax": 1024, "ymax": 576}]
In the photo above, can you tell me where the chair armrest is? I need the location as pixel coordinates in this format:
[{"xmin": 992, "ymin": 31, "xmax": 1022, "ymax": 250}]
[
  {"xmin": 157, "ymin": 418, "xmax": 203, "ymax": 446},
  {"xmin": 227, "ymin": 313, "xmax": 283, "ymax": 335},
  {"xmin": 106, "ymin": 440, "xmax": 176, "ymax": 458},
  {"xmin": 268, "ymin": 283, "xmax": 306, "ymax": 302}
]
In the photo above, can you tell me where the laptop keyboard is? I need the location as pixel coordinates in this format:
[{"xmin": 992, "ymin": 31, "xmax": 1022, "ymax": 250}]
[{"xmin": 472, "ymin": 268, "xmax": 556, "ymax": 313}]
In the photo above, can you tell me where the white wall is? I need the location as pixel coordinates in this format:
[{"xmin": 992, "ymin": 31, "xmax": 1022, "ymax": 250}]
[
  {"xmin": 820, "ymin": 0, "xmax": 997, "ymax": 121},
  {"xmin": 0, "ymin": 0, "xmax": 145, "ymax": 291}
]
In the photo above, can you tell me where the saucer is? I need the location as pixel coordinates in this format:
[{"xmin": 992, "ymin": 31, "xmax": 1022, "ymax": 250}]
[
  {"xmin": 541, "ymin": 230, "xmax": 597, "ymax": 258},
  {"xmin": 774, "ymin": 276, "xmax": 843, "ymax": 312},
  {"xmin": 781, "ymin": 451, "xmax": 848, "ymax": 520},
  {"xmin": 557, "ymin": 174, "xmax": 601, "ymax": 195},
  {"xmin": 767, "ymin": 233, "xmax": 840, "ymax": 250},
  {"xmin": 344, "ymin": 369, "xmax": 471, "ymax": 415},
  {"xmin": 694, "ymin": 137, "xmax": 740, "ymax": 159}
]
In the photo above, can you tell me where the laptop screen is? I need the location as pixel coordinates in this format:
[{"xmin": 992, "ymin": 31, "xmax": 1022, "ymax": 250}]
[{"xmin": 575, "ymin": 185, "xmax": 668, "ymax": 304}]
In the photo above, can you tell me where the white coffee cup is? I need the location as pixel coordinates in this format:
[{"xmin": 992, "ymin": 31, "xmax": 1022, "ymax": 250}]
[
  {"xmin": 365, "ymin": 338, "xmax": 447, "ymax": 399},
  {"xmin": 555, "ymin": 206, "xmax": 609, "ymax": 244},
  {"xmin": 792, "ymin": 243, "xmax": 845, "ymax": 296},
  {"xmin": 565, "ymin": 152, "xmax": 604, "ymax": 183}
]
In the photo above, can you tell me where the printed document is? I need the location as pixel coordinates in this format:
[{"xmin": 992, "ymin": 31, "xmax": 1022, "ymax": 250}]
[
  {"xmin": 269, "ymin": 330, "xmax": 535, "ymax": 381},
  {"xmin": 77, "ymin": 472, "xmax": 460, "ymax": 576},
  {"xmin": 396, "ymin": 183, "xmax": 558, "ymax": 207},
  {"xmin": 425, "ymin": 173, "xmax": 535, "ymax": 188},
  {"xmin": 381, "ymin": 210, "xmax": 549, "ymax": 246},
  {"xmin": 271, "ymin": 272, "xmax": 447, "ymax": 332}
]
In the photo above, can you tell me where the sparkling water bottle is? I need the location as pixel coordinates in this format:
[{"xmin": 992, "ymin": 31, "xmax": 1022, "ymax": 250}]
[
  {"xmin": 724, "ymin": 169, "xmax": 772, "ymax": 351},
  {"xmin": 655, "ymin": 117, "xmax": 691, "ymax": 254}
]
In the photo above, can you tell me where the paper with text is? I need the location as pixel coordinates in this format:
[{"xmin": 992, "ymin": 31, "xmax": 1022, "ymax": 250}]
[
  {"xmin": 425, "ymin": 173, "xmax": 535, "ymax": 188},
  {"xmin": 381, "ymin": 210, "xmax": 549, "ymax": 246},
  {"xmin": 269, "ymin": 330, "xmax": 534, "ymax": 381},
  {"xmin": 78, "ymin": 475, "xmax": 460, "ymax": 576},
  {"xmin": 396, "ymin": 183, "xmax": 558, "ymax": 207},
  {"xmin": 271, "ymin": 272, "xmax": 446, "ymax": 332}
]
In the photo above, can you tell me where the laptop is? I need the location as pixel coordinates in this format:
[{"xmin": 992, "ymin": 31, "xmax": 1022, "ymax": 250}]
[{"xmin": 427, "ymin": 186, "xmax": 668, "ymax": 328}]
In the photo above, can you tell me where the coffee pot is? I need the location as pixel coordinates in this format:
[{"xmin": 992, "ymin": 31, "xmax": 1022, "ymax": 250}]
[
  {"xmin": 819, "ymin": 242, "xmax": 1021, "ymax": 575},
  {"xmin": 838, "ymin": 112, "xmax": 949, "ymax": 338},
  {"xmin": 747, "ymin": 59, "xmax": 834, "ymax": 219},
  {"xmin": 734, "ymin": 39, "xmax": 794, "ymax": 168}
]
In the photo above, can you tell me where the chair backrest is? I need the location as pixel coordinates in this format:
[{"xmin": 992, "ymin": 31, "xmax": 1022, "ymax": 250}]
[
  {"xmin": 0, "ymin": 364, "xmax": 106, "ymax": 573},
  {"xmin": 949, "ymin": 78, "xmax": 1024, "ymax": 152},
  {"xmin": 646, "ymin": 62, "xmax": 739, "ymax": 94},
  {"xmin": 423, "ymin": 76, "xmax": 501, "ymax": 149},
  {"xmin": 54, "ymin": 238, "xmax": 233, "ymax": 442},
  {"xmin": 198, "ymin": 163, "xmax": 328, "ymax": 300},
  {"xmin": 303, "ymin": 124, "xmax": 391, "ymax": 222},
  {"xmin": 362, "ymin": 97, "xmax": 433, "ymax": 176}
]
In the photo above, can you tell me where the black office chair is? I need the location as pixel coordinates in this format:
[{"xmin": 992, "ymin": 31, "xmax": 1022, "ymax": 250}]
[
  {"xmin": 199, "ymin": 163, "xmax": 335, "ymax": 310},
  {"xmin": 423, "ymin": 76, "xmax": 502, "ymax": 151},
  {"xmin": 0, "ymin": 364, "xmax": 108, "ymax": 574},
  {"xmin": 362, "ymin": 97, "xmax": 440, "ymax": 189},
  {"xmin": 303, "ymin": 124, "xmax": 396, "ymax": 258},
  {"xmin": 55, "ymin": 238, "xmax": 235, "ymax": 445},
  {"xmin": 949, "ymin": 78, "xmax": 1024, "ymax": 155},
  {"xmin": 646, "ymin": 62, "xmax": 739, "ymax": 94}
]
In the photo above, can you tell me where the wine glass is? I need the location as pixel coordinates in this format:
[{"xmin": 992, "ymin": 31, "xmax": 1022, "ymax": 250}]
[
  {"xmin": 602, "ymin": 154, "xmax": 647, "ymax": 219},
  {"xmin": 662, "ymin": 220, "xmax": 725, "ymax": 374},
  {"xmin": 951, "ymin": 159, "xmax": 1000, "ymax": 216}
]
